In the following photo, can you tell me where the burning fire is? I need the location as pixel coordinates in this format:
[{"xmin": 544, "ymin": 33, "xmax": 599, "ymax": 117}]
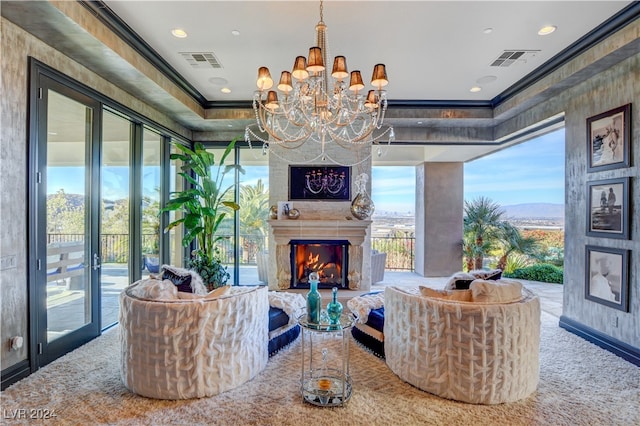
[{"xmin": 303, "ymin": 251, "xmax": 336, "ymax": 282}]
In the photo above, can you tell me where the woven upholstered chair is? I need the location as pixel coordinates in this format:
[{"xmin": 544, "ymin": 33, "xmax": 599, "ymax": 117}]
[
  {"xmin": 120, "ymin": 284, "xmax": 269, "ymax": 399},
  {"xmin": 384, "ymin": 285, "xmax": 540, "ymax": 404}
]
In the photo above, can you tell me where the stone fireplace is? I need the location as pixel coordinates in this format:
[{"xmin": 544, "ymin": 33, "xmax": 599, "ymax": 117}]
[
  {"xmin": 269, "ymin": 219, "xmax": 372, "ymax": 291},
  {"xmin": 266, "ymin": 142, "xmax": 373, "ymax": 292}
]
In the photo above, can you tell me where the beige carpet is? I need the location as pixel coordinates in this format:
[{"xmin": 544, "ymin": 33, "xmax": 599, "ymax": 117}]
[{"xmin": 2, "ymin": 311, "xmax": 639, "ymax": 426}]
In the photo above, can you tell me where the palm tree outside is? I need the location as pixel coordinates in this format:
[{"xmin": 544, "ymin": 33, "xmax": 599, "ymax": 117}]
[
  {"xmin": 463, "ymin": 196, "xmax": 506, "ymax": 270},
  {"xmin": 463, "ymin": 196, "xmax": 540, "ymax": 272},
  {"xmin": 238, "ymin": 179, "xmax": 270, "ymax": 263},
  {"xmin": 495, "ymin": 222, "xmax": 539, "ymax": 271}
]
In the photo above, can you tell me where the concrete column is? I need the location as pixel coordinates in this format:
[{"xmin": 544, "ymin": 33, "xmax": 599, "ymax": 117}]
[{"xmin": 415, "ymin": 162, "xmax": 463, "ymax": 276}]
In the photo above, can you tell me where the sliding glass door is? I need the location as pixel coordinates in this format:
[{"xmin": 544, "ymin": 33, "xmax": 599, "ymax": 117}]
[
  {"xmin": 28, "ymin": 60, "xmax": 190, "ymax": 372},
  {"xmin": 100, "ymin": 110, "xmax": 132, "ymax": 328},
  {"xmin": 32, "ymin": 75, "xmax": 101, "ymax": 368}
]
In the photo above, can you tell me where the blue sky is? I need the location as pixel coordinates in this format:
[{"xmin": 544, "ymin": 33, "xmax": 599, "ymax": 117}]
[
  {"xmin": 48, "ymin": 128, "xmax": 565, "ymax": 213},
  {"xmin": 463, "ymin": 128, "xmax": 565, "ymax": 207},
  {"xmin": 371, "ymin": 128, "xmax": 565, "ymax": 214}
]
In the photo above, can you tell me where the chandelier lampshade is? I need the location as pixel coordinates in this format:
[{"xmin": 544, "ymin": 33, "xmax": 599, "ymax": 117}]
[
  {"xmin": 265, "ymin": 91, "xmax": 279, "ymax": 111},
  {"xmin": 348, "ymin": 71, "xmax": 364, "ymax": 92},
  {"xmin": 306, "ymin": 46, "xmax": 325, "ymax": 72},
  {"xmin": 371, "ymin": 64, "xmax": 388, "ymax": 88},
  {"xmin": 292, "ymin": 56, "xmax": 309, "ymax": 80},
  {"xmin": 245, "ymin": 0, "xmax": 395, "ymax": 166},
  {"xmin": 256, "ymin": 67, "xmax": 273, "ymax": 91},
  {"xmin": 277, "ymin": 71, "xmax": 293, "ymax": 93},
  {"xmin": 331, "ymin": 56, "xmax": 348, "ymax": 79}
]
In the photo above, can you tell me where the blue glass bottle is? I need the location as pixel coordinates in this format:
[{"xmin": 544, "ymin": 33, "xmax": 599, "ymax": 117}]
[
  {"xmin": 306, "ymin": 272, "xmax": 322, "ymax": 323},
  {"xmin": 327, "ymin": 287, "xmax": 343, "ymax": 325}
]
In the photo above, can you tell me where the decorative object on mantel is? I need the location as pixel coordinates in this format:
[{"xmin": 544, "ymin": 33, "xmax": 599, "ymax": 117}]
[
  {"xmin": 306, "ymin": 272, "xmax": 322, "ymax": 323},
  {"xmin": 269, "ymin": 205, "xmax": 278, "ymax": 220},
  {"xmin": 351, "ymin": 173, "xmax": 375, "ymax": 220},
  {"xmin": 245, "ymin": 0, "xmax": 394, "ymax": 167},
  {"xmin": 287, "ymin": 208, "xmax": 301, "ymax": 220},
  {"xmin": 277, "ymin": 201, "xmax": 293, "ymax": 220}
]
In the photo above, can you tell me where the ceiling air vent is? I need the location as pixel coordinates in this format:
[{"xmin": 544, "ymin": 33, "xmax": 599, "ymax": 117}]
[
  {"xmin": 180, "ymin": 52, "xmax": 222, "ymax": 69},
  {"xmin": 490, "ymin": 50, "xmax": 540, "ymax": 67}
]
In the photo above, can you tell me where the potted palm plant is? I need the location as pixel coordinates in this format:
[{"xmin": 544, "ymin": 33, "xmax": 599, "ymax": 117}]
[{"xmin": 161, "ymin": 139, "xmax": 244, "ymax": 290}]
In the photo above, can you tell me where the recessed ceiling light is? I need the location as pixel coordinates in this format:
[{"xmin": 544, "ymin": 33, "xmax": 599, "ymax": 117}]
[
  {"xmin": 221, "ymin": 87, "xmax": 231, "ymax": 94},
  {"xmin": 483, "ymin": 28, "xmax": 493, "ymax": 34},
  {"xmin": 470, "ymin": 86, "xmax": 482, "ymax": 93},
  {"xmin": 171, "ymin": 28, "xmax": 188, "ymax": 38},
  {"xmin": 417, "ymin": 121, "xmax": 423, "ymax": 125},
  {"xmin": 209, "ymin": 77, "xmax": 228, "ymax": 85},
  {"xmin": 476, "ymin": 75, "xmax": 497, "ymax": 85},
  {"xmin": 538, "ymin": 25, "xmax": 557, "ymax": 36},
  {"xmin": 171, "ymin": 28, "xmax": 187, "ymax": 38},
  {"xmin": 231, "ymin": 30, "xmax": 240, "ymax": 36}
]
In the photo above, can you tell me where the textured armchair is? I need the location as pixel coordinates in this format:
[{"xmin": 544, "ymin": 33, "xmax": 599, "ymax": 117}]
[
  {"xmin": 120, "ymin": 283, "xmax": 269, "ymax": 399},
  {"xmin": 384, "ymin": 284, "xmax": 540, "ymax": 404}
]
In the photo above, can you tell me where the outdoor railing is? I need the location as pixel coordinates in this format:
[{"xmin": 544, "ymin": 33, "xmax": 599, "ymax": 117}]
[
  {"xmin": 47, "ymin": 233, "xmax": 416, "ymax": 271},
  {"xmin": 372, "ymin": 236, "xmax": 415, "ymax": 271}
]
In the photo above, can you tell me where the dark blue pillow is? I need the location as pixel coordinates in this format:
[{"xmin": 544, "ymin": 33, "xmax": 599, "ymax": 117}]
[
  {"xmin": 453, "ymin": 279, "xmax": 475, "ymax": 290},
  {"xmin": 469, "ymin": 269, "xmax": 503, "ymax": 281},
  {"xmin": 162, "ymin": 268, "xmax": 193, "ymax": 293}
]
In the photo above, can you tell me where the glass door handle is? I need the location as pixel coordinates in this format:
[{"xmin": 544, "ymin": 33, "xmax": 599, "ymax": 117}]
[{"xmin": 92, "ymin": 253, "xmax": 101, "ymax": 270}]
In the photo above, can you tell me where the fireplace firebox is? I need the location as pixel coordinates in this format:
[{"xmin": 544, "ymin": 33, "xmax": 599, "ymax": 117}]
[{"xmin": 290, "ymin": 239, "xmax": 349, "ymax": 289}]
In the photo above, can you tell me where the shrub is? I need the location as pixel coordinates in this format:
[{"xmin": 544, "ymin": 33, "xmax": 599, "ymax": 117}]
[
  {"xmin": 504, "ymin": 263, "xmax": 563, "ymax": 284},
  {"xmin": 503, "ymin": 253, "xmax": 533, "ymax": 274}
]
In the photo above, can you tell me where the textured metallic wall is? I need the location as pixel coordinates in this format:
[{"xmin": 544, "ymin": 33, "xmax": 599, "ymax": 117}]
[
  {"xmin": 0, "ymin": 18, "xmax": 190, "ymax": 372},
  {"xmin": 563, "ymin": 53, "xmax": 639, "ymax": 348},
  {"xmin": 1, "ymin": 18, "xmax": 30, "ymax": 369}
]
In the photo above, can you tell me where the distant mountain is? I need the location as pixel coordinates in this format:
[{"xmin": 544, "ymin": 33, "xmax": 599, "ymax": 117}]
[{"xmin": 501, "ymin": 203, "xmax": 564, "ymax": 219}]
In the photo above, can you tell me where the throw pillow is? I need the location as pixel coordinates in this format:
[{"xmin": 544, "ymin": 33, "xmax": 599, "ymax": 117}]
[
  {"xmin": 469, "ymin": 279, "xmax": 523, "ymax": 303},
  {"xmin": 203, "ymin": 285, "xmax": 231, "ymax": 299},
  {"xmin": 161, "ymin": 265, "xmax": 208, "ymax": 294},
  {"xmin": 128, "ymin": 278, "xmax": 178, "ymax": 301},
  {"xmin": 444, "ymin": 272, "xmax": 477, "ymax": 290},
  {"xmin": 419, "ymin": 286, "xmax": 472, "ymax": 302},
  {"xmin": 468, "ymin": 269, "xmax": 503, "ymax": 281}
]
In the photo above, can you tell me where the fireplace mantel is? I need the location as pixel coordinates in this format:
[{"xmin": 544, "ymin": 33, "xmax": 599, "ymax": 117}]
[
  {"xmin": 269, "ymin": 219, "xmax": 371, "ymax": 244},
  {"xmin": 268, "ymin": 219, "xmax": 372, "ymax": 291}
]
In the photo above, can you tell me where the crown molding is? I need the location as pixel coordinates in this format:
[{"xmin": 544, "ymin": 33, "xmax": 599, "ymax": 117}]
[{"xmin": 82, "ymin": 0, "xmax": 640, "ymax": 111}]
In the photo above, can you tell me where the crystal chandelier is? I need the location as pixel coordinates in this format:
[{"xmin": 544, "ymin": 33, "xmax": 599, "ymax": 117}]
[{"xmin": 245, "ymin": 0, "xmax": 394, "ymax": 166}]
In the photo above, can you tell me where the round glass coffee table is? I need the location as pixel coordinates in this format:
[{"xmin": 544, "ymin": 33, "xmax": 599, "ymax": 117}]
[{"xmin": 298, "ymin": 313, "xmax": 354, "ymax": 407}]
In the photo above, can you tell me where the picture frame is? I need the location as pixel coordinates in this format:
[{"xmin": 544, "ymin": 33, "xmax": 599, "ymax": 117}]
[
  {"xmin": 277, "ymin": 201, "xmax": 293, "ymax": 220},
  {"xmin": 289, "ymin": 166, "xmax": 351, "ymax": 201},
  {"xmin": 585, "ymin": 245, "xmax": 629, "ymax": 312},
  {"xmin": 587, "ymin": 104, "xmax": 631, "ymax": 172},
  {"xmin": 586, "ymin": 177, "xmax": 630, "ymax": 239}
]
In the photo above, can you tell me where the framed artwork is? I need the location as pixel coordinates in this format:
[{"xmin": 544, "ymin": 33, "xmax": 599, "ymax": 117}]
[
  {"xmin": 585, "ymin": 245, "xmax": 629, "ymax": 312},
  {"xmin": 586, "ymin": 177, "xmax": 630, "ymax": 239},
  {"xmin": 587, "ymin": 104, "xmax": 631, "ymax": 172},
  {"xmin": 277, "ymin": 201, "xmax": 293, "ymax": 220},
  {"xmin": 289, "ymin": 166, "xmax": 351, "ymax": 201}
]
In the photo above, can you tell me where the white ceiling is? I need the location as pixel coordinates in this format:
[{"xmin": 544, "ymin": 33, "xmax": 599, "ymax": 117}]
[{"xmin": 102, "ymin": 0, "xmax": 631, "ymax": 103}]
